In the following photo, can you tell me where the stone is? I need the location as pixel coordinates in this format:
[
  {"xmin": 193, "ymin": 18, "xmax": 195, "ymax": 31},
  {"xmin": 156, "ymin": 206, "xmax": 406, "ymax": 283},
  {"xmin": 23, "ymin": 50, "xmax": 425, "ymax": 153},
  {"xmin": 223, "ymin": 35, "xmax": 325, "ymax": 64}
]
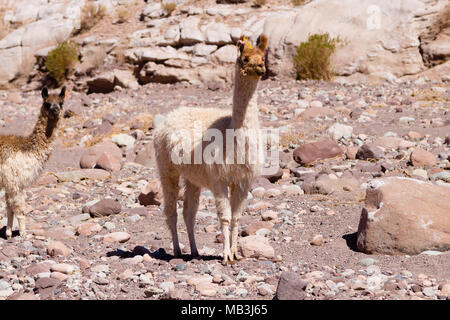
[
  {"xmin": 47, "ymin": 241, "xmax": 72, "ymax": 257},
  {"xmin": 212, "ymin": 45, "xmax": 237, "ymax": 64},
  {"xmin": 76, "ymin": 222, "xmax": 102, "ymax": 236},
  {"xmin": 357, "ymin": 177, "xmax": 450, "ymax": 255},
  {"xmin": 327, "ymin": 123, "xmax": 353, "ymax": 140},
  {"xmin": 138, "ymin": 180, "xmax": 162, "ymax": 206},
  {"xmin": 35, "ymin": 277, "xmax": 60, "ymax": 290},
  {"xmin": 274, "ymin": 272, "xmax": 307, "ymax": 300},
  {"xmin": 302, "ymin": 177, "xmax": 360, "ymax": 195},
  {"xmin": 50, "ymin": 263, "xmax": 74, "ymax": 275},
  {"xmin": 87, "ymin": 72, "xmax": 116, "ymax": 93},
  {"xmin": 89, "ymin": 199, "xmax": 121, "ymax": 217},
  {"xmin": 241, "ymin": 221, "xmax": 273, "ymax": 237},
  {"xmin": 111, "ymin": 133, "xmax": 136, "ymax": 148},
  {"xmin": 180, "ymin": 17, "xmax": 204, "ymax": 45},
  {"xmin": 310, "ymin": 235, "xmax": 324, "ymax": 246},
  {"xmin": 293, "ymin": 140, "xmax": 343, "ymax": 165},
  {"xmin": 113, "ymin": 69, "xmax": 139, "ymax": 90},
  {"xmin": 205, "ymin": 22, "xmax": 231, "ymax": 45},
  {"xmin": 103, "ymin": 232, "xmax": 131, "ymax": 243},
  {"xmin": 410, "ymin": 148, "xmax": 437, "ymax": 167},
  {"xmin": 356, "ymin": 144, "xmax": 384, "ymax": 160},
  {"xmin": 238, "ymin": 235, "xmax": 275, "ymax": 259},
  {"xmin": 96, "ymin": 152, "xmax": 121, "ymax": 172}
]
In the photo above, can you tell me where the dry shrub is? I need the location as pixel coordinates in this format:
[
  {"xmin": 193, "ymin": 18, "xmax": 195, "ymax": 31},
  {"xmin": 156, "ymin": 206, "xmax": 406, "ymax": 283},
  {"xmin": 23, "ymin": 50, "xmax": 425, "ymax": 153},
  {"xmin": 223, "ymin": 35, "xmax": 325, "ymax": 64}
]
[
  {"xmin": 293, "ymin": 33, "xmax": 342, "ymax": 81},
  {"xmin": 45, "ymin": 41, "xmax": 80, "ymax": 84},
  {"xmin": 116, "ymin": 8, "xmax": 131, "ymax": 23},
  {"xmin": 279, "ymin": 129, "xmax": 305, "ymax": 149},
  {"xmin": 291, "ymin": 0, "xmax": 307, "ymax": 6},
  {"xmin": 162, "ymin": 3, "xmax": 177, "ymax": 16},
  {"xmin": 77, "ymin": 2, "xmax": 106, "ymax": 34},
  {"xmin": 253, "ymin": 0, "xmax": 267, "ymax": 7}
]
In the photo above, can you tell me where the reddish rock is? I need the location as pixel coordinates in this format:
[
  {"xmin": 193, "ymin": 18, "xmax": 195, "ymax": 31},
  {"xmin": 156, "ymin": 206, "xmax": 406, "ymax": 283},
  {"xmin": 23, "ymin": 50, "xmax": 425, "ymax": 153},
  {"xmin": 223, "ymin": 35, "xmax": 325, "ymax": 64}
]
[
  {"xmin": 241, "ymin": 221, "xmax": 273, "ymax": 237},
  {"xmin": 262, "ymin": 167, "xmax": 283, "ymax": 183},
  {"xmin": 46, "ymin": 241, "xmax": 72, "ymax": 257},
  {"xmin": 345, "ymin": 146, "xmax": 359, "ymax": 160},
  {"xmin": 76, "ymin": 222, "xmax": 102, "ymax": 236},
  {"xmin": 138, "ymin": 180, "xmax": 162, "ymax": 206},
  {"xmin": 25, "ymin": 263, "xmax": 52, "ymax": 276},
  {"xmin": 89, "ymin": 199, "xmax": 122, "ymax": 217},
  {"xmin": 356, "ymin": 143, "xmax": 384, "ymax": 160},
  {"xmin": 96, "ymin": 152, "xmax": 121, "ymax": 171},
  {"xmin": 92, "ymin": 120, "xmax": 113, "ymax": 137},
  {"xmin": 80, "ymin": 141, "xmax": 123, "ymax": 169},
  {"xmin": 410, "ymin": 148, "xmax": 437, "ymax": 167},
  {"xmin": 35, "ymin": 278, "xmax": 60, "ymax": 291},
  {"xmin": 357, "ymin": 177, "xmax": 450, "ymax": 255},
  {"xmin": 134, "ymin": 144, "xmax": 156, "ymax": 167},
  {"xmin": 275, "ymin": 272, "xmax": 307, "ymax": 300},
  {"xmin": 293, "ymin": 140, "xmax": 342, "ymax": 165},
  {"xmin": 103, "ymin": 232, "xmax": 131, "ymax": 243},
  {"xmin": 238, "ymin": 235, "xmax": 275, "ymax": 259}
]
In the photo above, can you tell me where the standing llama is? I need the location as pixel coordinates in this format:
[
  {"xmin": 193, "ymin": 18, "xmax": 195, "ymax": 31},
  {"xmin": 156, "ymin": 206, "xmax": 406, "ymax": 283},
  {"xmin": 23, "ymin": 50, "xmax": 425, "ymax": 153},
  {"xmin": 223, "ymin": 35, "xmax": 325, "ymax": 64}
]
[
  {"xmin": 154, "ymin": 35, "xmax": 268, "ymax": 265},
  {"xmin": 0, "ymin": 86, "xmax": 66, "ymax": 239}
]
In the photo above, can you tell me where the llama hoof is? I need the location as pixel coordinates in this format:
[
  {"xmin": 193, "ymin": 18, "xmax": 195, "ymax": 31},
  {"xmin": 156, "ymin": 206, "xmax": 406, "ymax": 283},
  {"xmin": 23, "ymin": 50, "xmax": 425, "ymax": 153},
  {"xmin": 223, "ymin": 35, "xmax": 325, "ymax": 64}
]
[
  {"xmin": 19, "ymin": 231, "xmax": 27, "ymax": 239},
  {"xmin": 5, "ymin": 228, "xmax": 12, "ymax": 239}
]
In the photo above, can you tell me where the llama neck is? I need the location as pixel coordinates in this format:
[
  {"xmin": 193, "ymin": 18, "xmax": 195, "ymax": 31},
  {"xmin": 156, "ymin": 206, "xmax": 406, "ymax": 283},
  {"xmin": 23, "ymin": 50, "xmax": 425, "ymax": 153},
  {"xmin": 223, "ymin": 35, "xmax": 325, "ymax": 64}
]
[
  {"xmin": 231, "ymin": 64, "xmax": 260, "ymax": 129},
  {"xmin": 29, "ymin": 112, "xmax": 59, "ymax": 149}
]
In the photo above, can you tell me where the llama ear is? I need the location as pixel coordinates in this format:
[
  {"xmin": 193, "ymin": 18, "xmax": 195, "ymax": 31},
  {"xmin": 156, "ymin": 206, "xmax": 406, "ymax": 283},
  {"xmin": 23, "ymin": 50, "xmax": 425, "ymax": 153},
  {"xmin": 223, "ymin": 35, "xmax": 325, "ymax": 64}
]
[
  {"xmin": 59, "ymin": 86, "xmax": 67, "ymax": 100},
  {"xmin": 237, "ymin": 35, "xmax": 246, "ymax": 56},
  {"xmin": 258, "ymin": 34, "xmax": 268, "ymax": 53},
  {"xmin": 41, "ymin": 87, "xmax": 48, "ymax": 99}
]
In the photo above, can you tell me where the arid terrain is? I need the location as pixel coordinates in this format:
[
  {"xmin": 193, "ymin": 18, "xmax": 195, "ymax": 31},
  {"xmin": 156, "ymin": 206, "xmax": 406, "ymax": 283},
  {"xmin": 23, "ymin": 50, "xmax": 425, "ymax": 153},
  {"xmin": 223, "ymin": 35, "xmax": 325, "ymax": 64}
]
[{"xmin": 0, "ymin": 0, "xmax": 449, "ymax": 300}]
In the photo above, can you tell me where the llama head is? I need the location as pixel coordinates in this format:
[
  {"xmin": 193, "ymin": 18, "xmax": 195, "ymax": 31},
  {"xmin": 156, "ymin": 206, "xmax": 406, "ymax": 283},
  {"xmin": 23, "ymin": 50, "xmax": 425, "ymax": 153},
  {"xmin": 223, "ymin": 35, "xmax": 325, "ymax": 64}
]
[
  {"xmin": 236, "ymin": 34, "xmax": 268, "ymax": 78},
  {"xmin": 41, "ymin": 86, "xmax": 66, "ymax": 121}
]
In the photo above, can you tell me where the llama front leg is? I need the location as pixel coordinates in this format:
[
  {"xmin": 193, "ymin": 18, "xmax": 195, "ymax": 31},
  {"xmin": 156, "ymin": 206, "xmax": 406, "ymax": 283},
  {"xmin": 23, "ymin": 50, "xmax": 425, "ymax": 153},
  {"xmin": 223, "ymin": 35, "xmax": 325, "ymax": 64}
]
[
  {"xmin": 182, "ymin": 181, "xmax": 201, "ymax": 258},
  {"xmin": 6, "ymin": 193, "xmax": 27, "ymax": 238},
  {"xmin": 212, "ymin": 183, "xmax": 233, "ymax": 265},
  {"xmin": 230, "ymin": 184, "xmax": 248, "ymax": 261}
]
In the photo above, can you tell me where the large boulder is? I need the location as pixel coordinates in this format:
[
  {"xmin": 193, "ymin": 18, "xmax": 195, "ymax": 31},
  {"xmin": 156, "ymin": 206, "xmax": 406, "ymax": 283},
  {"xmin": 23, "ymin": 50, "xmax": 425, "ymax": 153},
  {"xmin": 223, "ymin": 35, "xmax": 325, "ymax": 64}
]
[
  {"xmin": 357, "ymin": 177, "xmax": 450, "ymax": 255},
  {"xmin": 262, "ymin": 0, "xmax": 442, "ymax": 78}
]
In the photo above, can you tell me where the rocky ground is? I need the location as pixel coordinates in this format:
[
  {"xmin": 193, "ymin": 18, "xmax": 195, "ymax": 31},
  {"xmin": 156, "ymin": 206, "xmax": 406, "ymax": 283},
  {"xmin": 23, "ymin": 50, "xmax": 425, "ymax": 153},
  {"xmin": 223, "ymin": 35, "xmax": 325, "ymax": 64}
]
[{"xmin": 0, "ymin": 77, "xmax": 449, "ymax": 300}]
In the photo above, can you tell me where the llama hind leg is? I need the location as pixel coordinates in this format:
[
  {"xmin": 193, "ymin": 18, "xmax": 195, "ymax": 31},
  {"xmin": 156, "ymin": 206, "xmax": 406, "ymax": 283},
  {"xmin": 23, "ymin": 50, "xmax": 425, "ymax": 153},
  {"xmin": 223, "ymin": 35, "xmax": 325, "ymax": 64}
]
[
  {"xmin": 161, "ymin": 174, "xmax": 181, "ymax": 257},
  {"xmin": 182, "ymin": 180, "xmax": 200, "ymax": 258},
  {"xmin": 211, "ymin": 183, "xmax": 233, "ymax": 265},
  {"xmin": 5, "ymin": 201, "xmax": 13, "ymax": 239},
  {"xmin": 230, "ymin": 184, "xmax": 248, "ymax": 261}
]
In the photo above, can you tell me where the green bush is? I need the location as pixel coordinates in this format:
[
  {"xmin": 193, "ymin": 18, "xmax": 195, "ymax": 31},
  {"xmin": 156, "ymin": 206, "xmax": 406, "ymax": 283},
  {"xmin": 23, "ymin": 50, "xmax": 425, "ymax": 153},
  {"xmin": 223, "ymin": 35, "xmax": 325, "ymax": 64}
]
[
  {"xmin": 293, "ymin": 33, "xmax": 341, "ymax": 81},
  {"xmin": 45, "ymin": 41, "xmax": 80, "ymax": 83}
]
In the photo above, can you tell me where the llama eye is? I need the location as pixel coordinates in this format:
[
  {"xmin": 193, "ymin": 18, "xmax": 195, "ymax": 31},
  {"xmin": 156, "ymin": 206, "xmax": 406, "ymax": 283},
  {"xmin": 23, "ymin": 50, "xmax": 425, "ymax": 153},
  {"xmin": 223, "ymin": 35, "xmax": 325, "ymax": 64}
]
[
  {"xmin": 44, "ymin": 103, "xmax": 51, "ymax": 109},
  {"xmin": 242, "ymin": 57, "xmax": 248, "ymax": 64}
]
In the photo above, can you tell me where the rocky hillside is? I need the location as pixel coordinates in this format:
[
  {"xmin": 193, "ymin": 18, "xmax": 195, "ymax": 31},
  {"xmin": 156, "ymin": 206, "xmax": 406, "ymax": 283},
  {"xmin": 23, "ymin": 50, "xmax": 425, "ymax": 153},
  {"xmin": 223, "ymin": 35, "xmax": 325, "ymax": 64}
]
[
  {"xmin": 0, "ymin": 0, "xmax": 449, "ymax": 90},
  {"xmin": 0, "ymin": 0, "xmax": 449, "ymax": 301}
]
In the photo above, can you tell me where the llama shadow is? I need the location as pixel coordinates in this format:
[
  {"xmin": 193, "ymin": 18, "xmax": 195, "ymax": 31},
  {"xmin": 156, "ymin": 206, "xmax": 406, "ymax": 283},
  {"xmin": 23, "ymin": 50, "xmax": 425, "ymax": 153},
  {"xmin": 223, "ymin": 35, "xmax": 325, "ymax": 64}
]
[
  {"xmin": 342, "ymin": 232, "xmax": 360, "ymax": 252},
  {"xmin": 106, "ymin": 245, "xmax": 222, "ymax": 262},
  {"xmin": 0, "ymin": 226, "xmax": 20, "ymax": 240}
]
